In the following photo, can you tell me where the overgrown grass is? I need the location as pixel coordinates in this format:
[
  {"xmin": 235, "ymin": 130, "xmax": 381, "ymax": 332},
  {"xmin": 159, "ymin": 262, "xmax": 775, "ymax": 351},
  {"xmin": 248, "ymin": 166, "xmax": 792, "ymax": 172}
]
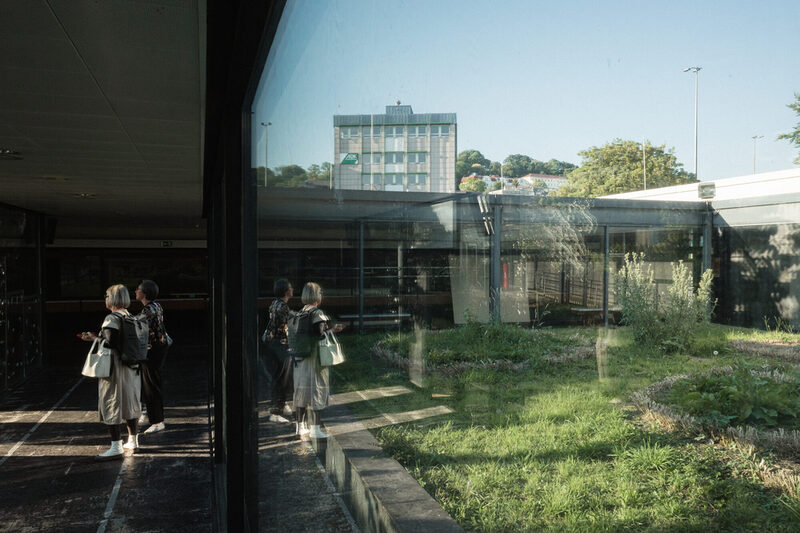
[
  {"xmin": 333, "ymin": 324, "xmax": 800, "ymax": 532},
  {"xmin": 376, "ymin": 321, "xmax": 571, "ymax": 366}
]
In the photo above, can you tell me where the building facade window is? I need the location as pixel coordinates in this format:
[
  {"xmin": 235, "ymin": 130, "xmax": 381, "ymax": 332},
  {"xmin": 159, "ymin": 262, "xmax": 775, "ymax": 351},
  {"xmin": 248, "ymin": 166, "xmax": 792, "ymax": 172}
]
[
  {"xmin": 362, "ymin": 173, "xmax": 383, "ymax": 185},
  {"xmin": 409, "ymin": 173, "xmax": 427, "ymax": 185},
  {"xmin": 408, "ymin": 125, "xmax": 427, "ymax": 138},
  {"xmin": 385, "ymin": 173, "xmax": 404, "ymax": 185},
  {"xmin": 430, "ymin": 125, "xmax": 450, "ymax": 137},
  {"xmin": 385, "ymin": 126, "xmax": 404, "ymax": 137},
  {"xmin": 385, "ymin": 153, "xmax": 404, "ymax": 164},
  {"xmin": 363, "ymin": 153, "xmax": 381, "ymax": 165},
  {"xmin": 340, "ymin": 126, "xmax": 360, "ymax": 139},
  {"xmin": 408, "ymin": 152, "xmax": 427, "ymax": 163},
  {"xmin": 362, "ymin": 126, "xmax": 381, "ymax": 138}
]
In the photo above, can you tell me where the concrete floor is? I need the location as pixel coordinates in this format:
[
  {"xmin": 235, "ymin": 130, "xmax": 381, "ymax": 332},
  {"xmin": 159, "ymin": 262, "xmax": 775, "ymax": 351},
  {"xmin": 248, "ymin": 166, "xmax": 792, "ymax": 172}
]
[
  {"xmin": 0, "ymin": 350, "xmax": 359, "ymax": 532},
  {"xmin": 0, "ymin": 353, "xmax": 212, "ymax": 533}
]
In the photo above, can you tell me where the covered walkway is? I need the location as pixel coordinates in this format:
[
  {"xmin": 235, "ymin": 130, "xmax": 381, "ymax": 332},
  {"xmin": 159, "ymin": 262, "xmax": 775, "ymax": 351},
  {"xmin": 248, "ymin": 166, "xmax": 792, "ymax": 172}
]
[{"xmin": 0, "ymin": 351, "xmax": 212, "ymax": 532}]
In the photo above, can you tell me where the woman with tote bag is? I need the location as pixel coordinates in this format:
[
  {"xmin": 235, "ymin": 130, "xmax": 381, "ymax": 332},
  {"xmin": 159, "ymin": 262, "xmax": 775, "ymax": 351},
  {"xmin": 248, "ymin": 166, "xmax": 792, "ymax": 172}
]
[
  {"xmin": 79, "ymin": 284, "xmax": 142, "ymax": 459},
  {"xmin": 292, "ymin": 282, "xmax": 343, "ymax": 439}
]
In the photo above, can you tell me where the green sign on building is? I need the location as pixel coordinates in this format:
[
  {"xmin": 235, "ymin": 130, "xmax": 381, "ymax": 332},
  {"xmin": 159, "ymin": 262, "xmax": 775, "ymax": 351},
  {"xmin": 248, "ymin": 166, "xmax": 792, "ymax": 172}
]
[{"xmin": 340, "ymin": 153, "xmax": 359, "ymax": 165}]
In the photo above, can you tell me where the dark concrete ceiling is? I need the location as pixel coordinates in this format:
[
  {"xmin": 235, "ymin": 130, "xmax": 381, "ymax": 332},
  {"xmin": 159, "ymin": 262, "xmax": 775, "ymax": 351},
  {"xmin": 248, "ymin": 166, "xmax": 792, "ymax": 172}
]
[{"xmin": 0, "ymin": 0, "xmax": 204, "ymax": 230}]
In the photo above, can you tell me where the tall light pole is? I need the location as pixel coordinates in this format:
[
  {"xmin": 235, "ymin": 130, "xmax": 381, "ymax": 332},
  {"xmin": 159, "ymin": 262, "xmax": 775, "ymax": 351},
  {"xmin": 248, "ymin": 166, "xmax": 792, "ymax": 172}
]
[
  {"xmin": 752, "ymin": 135, "xmax": 763, "ymax": 174},
  {"xmin": 260, "ymin": 121, "xmax": 271, "ymax": 187},
  {"xmin": 642, "ymin": 138, "xmax": 647, "ymax": 190},
  {"xmin": 683, "ymin": 66, "xmax": 701, "ymax": 180}
]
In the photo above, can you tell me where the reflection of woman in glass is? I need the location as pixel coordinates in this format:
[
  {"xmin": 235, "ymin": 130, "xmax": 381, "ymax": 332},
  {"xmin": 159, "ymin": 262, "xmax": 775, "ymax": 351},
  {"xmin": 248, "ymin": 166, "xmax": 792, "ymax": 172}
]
[
  {"xmin": 264, "ymin": 278, "xmax": 294, "ymax": 423},
  {"xmin": 293, "ymin": 282, "xmax": 343, "ymax": 439},
  {"xmin": 80, "ymin": 284, "xmax": 142, "ymax": 459}
]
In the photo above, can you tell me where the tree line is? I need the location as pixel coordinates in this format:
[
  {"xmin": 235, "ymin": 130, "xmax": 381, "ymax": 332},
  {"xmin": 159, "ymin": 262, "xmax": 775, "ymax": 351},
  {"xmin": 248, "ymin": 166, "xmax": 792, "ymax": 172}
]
[
  {"xmin": 256, "ymin": 162, "xmax": 333, "ymax": 188},
  {"xmin": 456, "ymin": 150, "xmax": 576, "ymax": 180},
  {"xmin": 458, "ymin": 141, "xmax": 697, "ymax": 196}
]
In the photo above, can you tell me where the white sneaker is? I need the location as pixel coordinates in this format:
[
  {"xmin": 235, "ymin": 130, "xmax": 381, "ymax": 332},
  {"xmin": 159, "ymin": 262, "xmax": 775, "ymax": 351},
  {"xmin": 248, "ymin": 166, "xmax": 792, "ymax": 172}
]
[
  {"xmin": 138, "ymin": 413, "xmax": 148, "ymax": 425},
  {"xmin": 268, "ymin": 414, "xmax": 291, "ymax": 423},
  {"xmin": 143, "ymin": 422, "xmax": 165, "ymax": 434},
  {"xmin": 97, "ymin": 440, "xmax": 124, "ymax": 460},
  {"xmin": 308, "ymin": 425, "xmax": 329, "ymax": 439},
  {"xmin": 295, "ymin": 421, "xmax": 309, "ymax": 436},
  {"xmin": 282, "ymin": 404, "xmax": 294, "ymax": 417},
  {"xmin": 123, "ymin": 434, "xmax": 139, "ymax": 451}
]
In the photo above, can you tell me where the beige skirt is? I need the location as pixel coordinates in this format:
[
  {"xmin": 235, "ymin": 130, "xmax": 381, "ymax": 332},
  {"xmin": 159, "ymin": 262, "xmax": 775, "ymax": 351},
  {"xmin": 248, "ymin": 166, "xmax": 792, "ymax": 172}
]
[
  {"xmin": 292, "ymin": 347, "xmax": 330, "ymax": 411},
  {"xmin": 98, "ymin": 356, "xmax": 142, "ymax": 424}
]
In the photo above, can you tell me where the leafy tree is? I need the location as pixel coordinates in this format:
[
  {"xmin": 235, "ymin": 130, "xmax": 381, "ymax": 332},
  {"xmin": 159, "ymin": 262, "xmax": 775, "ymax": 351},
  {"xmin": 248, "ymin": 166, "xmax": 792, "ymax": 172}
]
[
  {"xmin": 456, "ymin": 150, "xmax": 491, "ymax": 179},
  {"xmin": 559, "ymin": 139, "xmax": 695, "ymax": 197},
  {"xmin": 490, "ymin": 180, "xmax": 502, "ymax": 191},
  {"xmin": 305, "ymin": 162, "xmax": 333, "ymax": 182},
  {"xmin": 542, "ymin": 159, "xmax": 577, "ymax": 176},
  {"xmin": 459, "ymin": 176, "xmax": 486, "ymax": 192},
  {"xmin": 470, "ymin": 163, "xmax": 486, "ymax": 175},
  {"xmin": 256, "ymin": 166, "xmax": 276, "ymax": 185},
  {"xmin": 270, "ymin": 164, "xmax": 307, "ymax": 187},
  {"xmin": 532, "ymin": 178, "xmax": 547, "ymax": 188},
  {"xmin": 778, "ymin": 93, "xmax": 800, "ymax": 164},
  {"xmin": 503, "ymin": 154, "xmax": 533, "ymax": 178},
  {"xmin": 487, "ymin": 161, "xmax": 502, "ymax": 176}
]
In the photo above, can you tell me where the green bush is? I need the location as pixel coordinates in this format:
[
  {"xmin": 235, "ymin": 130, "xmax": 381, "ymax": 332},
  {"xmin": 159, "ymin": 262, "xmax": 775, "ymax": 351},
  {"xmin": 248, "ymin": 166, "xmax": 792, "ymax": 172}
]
[
  {"xmin": 614, "ymin": 253, "xmax": 715, "ymax": 353},
  {"xmin": 614, "ymin": 252, "xmax": 659, "ymax": 345},
  {"xmin": 664, "ymin": 363, "xmax": 800, "ymax": 430}
]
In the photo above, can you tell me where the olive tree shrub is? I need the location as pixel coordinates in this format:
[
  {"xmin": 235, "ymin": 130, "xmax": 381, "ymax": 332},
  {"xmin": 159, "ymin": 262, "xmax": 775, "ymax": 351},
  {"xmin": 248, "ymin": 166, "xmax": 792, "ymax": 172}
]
[{"xmin": 615, "ymin": 253, "xmax": 715, "ymax": 352}]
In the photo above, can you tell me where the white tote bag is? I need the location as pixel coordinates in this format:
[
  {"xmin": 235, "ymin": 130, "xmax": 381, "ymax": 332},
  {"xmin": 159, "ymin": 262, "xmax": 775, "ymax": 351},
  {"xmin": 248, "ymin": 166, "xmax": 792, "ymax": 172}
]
[
  {"xmin": 318, "ymin": 330, "xmax": 345, "ymax": 366},
  {"xmin": 81, "ymin": 338, "xmax": 112, "ymax": 378}
]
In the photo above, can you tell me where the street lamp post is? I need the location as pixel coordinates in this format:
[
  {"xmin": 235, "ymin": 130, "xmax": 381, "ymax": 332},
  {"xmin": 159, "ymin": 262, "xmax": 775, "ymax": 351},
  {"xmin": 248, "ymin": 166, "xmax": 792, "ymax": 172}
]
[
  {"xmin": 752, "ymin": 135, "xmax": 764, "ymax": 174},
  {"xmin": 260, "ymin": 121, "xmax": 271, "ymax": 187},
  {"xmin": 683, "ymin": 66, "xmax": 702, "ymax": 180}
]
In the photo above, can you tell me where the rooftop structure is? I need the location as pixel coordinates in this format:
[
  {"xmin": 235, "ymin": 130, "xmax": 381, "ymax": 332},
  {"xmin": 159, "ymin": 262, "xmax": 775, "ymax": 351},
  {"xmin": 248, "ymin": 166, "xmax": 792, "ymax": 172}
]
[{"xmin": 602, "ymin": 168, "xmax": 800, "ymax": 202}]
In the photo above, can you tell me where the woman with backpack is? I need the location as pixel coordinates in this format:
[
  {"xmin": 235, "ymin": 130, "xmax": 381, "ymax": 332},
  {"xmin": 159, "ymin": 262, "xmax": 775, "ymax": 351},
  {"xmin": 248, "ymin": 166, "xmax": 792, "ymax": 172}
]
[
  {"xmin": 79, "ymin": 284, "xmax": 142, "ymax": 459},
  {"xmin": 135, "ymin": 279, "xmax": 171, "ymax": 434},
  {"xmin": 292, "ymin": 282, "xmax": 343, "ymax": 439},
  {"xmin": 263, "ymin": 278, "xmax": 295, "ymax": 423}
]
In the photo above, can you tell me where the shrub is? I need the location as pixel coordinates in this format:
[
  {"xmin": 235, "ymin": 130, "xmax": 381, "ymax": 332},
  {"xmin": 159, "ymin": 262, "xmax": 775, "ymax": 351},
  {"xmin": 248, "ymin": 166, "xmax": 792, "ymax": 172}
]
[
  {"xmin": 614, "ymin": 252, "xmax": 659, "ymax": 345},
  {"xmin": 615, "ymin": 253, "xmax": 715, "ymax": 352}
]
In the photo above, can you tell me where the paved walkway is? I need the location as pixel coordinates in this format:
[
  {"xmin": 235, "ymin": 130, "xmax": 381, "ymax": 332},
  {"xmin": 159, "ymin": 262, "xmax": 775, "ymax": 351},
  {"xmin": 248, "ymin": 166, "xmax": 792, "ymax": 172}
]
[
  {"xmin": 0, "ymin": 350, "xmax": 359, "ymax": 532},
  {"xmin": 0, "ymin": 353, "xmax": 211, "ymax": 533},
  {"xmin": 256, "ymin": 355, "xmax": 359, "ymax": 532}
]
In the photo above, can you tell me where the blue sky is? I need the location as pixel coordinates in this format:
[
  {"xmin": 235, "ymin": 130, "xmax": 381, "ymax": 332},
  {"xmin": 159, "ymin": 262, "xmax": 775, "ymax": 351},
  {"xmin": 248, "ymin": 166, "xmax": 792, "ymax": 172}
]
[{"xmin": 252, "ymin": 0, "xmax": 800, "ymax": 181}]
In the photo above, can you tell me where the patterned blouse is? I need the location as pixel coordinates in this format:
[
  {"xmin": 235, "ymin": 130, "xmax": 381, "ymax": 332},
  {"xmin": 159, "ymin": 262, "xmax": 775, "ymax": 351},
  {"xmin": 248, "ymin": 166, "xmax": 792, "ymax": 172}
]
[
  {"xmin": 141, "ymin": 301, "xmax": 169, "ymax": 346},
  {"xmin": 266, "ymin": 298, "xmax": 291, "ymax": 344}
]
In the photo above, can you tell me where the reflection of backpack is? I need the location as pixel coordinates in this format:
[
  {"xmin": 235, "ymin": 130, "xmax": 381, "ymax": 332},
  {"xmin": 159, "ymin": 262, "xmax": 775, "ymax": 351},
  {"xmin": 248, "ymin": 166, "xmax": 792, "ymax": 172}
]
[
  {"xmin": 287, "ymin": 308, "xmax": 314, "ymax": 359},
  {"xmin": 113, "ymin": 312, "xmax": 149, "ymax": 367}
]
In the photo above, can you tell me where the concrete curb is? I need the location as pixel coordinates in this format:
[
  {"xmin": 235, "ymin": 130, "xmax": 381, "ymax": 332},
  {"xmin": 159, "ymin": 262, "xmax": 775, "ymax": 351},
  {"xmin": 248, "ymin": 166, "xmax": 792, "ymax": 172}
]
[{"xmin": 312, "ymin": 395, "xmax": 464, "ymax": 533}]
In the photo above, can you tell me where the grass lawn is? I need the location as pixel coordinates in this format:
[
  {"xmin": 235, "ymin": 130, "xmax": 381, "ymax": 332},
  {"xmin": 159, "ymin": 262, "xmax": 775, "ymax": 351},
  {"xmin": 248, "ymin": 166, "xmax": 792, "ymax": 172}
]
[{"xmin": 332, "ymin": 323, "xmax": 800, "ymax": 532}]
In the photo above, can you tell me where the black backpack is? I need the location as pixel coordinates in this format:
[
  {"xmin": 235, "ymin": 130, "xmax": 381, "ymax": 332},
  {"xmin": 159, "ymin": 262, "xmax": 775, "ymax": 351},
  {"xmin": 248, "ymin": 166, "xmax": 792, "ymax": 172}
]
[
  {"xmin": 287, "ymin": 308, "xmax": 314, "ymax": 359},
  {"xmin": 113, "ymin": 312, "xmax": 150, "ymax": 367}
]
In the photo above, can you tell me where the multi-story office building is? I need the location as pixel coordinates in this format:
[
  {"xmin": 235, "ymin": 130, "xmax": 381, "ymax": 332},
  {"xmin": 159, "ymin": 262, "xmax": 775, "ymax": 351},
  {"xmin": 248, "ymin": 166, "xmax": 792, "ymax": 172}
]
[{"xmin": 334, "ymin": 104, "xmax": 457, "ymax": 192}]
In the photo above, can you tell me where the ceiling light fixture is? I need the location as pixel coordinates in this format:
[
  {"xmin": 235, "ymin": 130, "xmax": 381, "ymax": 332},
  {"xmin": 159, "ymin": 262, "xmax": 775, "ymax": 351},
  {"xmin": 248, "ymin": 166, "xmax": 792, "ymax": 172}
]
[
  {"xmin": 0, "ymin": 149, "xmax": 22, "ymax": 160},
  {"xmin": 74, "ymin": 193, "xmax": 96, "ymax": 199}
]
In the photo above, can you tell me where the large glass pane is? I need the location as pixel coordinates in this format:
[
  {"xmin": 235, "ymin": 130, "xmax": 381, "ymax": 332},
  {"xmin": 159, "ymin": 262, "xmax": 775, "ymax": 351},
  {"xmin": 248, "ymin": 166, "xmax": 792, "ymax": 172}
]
[
  {"xmin": 247, "ymin": 1, "xmax": 798, "ymax": 530},
  {"xmin": 716, "ymin": 223, "xmax": 800, "ymax": 329}
]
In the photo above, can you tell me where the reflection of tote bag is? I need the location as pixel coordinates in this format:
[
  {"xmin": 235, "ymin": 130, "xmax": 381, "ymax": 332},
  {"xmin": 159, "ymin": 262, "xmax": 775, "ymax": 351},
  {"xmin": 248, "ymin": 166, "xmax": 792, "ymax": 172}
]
[
  {"xmin": 318, "ymin": 330, "xmax": 345, "ymax": 366},
  {"xmin": 82, "ymin": 338, "xmax": 112, "ymax": 378}
]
